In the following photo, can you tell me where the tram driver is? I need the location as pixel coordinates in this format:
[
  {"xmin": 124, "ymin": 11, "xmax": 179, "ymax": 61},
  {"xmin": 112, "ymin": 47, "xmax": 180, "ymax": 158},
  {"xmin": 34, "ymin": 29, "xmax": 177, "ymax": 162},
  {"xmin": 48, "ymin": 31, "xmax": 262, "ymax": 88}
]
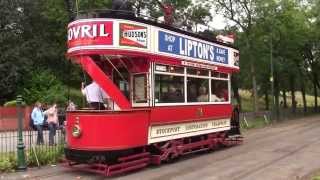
[{"xmin": 81, "ymin": 81, "xmax": 110, "ymax": 110}]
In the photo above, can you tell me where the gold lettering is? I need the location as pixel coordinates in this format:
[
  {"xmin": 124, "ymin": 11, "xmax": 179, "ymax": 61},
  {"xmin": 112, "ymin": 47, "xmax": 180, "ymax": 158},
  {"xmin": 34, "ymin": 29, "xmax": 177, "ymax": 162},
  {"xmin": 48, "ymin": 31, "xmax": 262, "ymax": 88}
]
[
  {"xmin": 185, "ymin": 123, "xmax": 208, "ymax": 131},
  {"xmin": 156, "ymin": 127, "xmax": 180, "ymax": 135}
]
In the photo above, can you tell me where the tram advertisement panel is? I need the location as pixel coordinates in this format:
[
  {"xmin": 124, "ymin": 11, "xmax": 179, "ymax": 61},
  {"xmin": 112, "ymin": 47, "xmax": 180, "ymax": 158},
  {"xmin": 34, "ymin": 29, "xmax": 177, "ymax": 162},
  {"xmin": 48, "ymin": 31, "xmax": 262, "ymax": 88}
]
[
  {"xmin": 158, "ymin": 31, "xmax": 229, "ymax": 65},
  {"xmin": 67, "ymin": 21, "xmax": 113, "ymax": 49},
  {"xmin": 119, "ymin": 23, "xmax": 148, "ymax": 48},
  {"xmin": 66, "ymin": 18, "xmax": 238, "ymax": 71}
]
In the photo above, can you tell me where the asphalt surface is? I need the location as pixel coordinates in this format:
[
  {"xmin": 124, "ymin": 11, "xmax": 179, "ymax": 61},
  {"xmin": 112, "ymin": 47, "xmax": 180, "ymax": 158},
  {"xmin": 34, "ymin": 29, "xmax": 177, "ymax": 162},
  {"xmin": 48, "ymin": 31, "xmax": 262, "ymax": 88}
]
[{"xmin": 3, "ymin": 115, "xmax": 320, "ymax": 180}]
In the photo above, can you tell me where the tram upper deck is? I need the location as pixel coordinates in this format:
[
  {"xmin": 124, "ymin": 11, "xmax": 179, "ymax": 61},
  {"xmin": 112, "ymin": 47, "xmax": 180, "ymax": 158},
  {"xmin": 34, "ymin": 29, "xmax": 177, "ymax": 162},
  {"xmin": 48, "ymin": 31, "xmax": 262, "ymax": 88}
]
[{"xmin": 66, "ymin": 10, "xmax": 239, "ymax": 111}]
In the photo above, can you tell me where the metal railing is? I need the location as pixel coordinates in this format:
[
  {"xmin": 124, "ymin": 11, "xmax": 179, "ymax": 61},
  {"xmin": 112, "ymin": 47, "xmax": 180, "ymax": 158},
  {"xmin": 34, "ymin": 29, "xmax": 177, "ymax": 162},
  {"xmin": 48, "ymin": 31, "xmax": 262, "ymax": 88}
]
[
  {"xmin": 0, "ymin": 128, "xmax": 65, "ymax": 163},
  {"xmin": 240, "ymin": 107, "xmax": 319, "ymax": 129},
  {"xmin": 73, "ymin": 8, "xmax": 218, "ymax": 40}
]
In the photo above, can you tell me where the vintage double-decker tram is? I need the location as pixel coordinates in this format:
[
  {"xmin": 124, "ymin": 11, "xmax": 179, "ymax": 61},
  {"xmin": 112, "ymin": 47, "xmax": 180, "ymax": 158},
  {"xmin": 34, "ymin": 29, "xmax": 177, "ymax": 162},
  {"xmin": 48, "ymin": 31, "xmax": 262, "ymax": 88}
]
[{"xmin": 65, "ymin": 11, "xmax": 242, "ymax": 176}]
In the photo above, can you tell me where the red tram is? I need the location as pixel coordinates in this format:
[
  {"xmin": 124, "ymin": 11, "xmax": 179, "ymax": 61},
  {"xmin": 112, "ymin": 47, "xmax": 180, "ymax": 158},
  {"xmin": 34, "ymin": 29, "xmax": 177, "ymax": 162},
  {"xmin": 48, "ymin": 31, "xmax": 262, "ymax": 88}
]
[{"xmin": 65, "ymin": 11, "xmax": 242, "ymax": 176}]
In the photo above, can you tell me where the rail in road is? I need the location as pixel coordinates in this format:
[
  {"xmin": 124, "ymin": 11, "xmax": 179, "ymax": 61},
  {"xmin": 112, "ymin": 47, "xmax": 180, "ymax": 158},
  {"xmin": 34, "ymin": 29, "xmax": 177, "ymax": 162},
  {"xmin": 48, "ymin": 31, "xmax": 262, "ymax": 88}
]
[{"xmin": 3, "ymin": 114, "xmax": 319, "ymax": 180}]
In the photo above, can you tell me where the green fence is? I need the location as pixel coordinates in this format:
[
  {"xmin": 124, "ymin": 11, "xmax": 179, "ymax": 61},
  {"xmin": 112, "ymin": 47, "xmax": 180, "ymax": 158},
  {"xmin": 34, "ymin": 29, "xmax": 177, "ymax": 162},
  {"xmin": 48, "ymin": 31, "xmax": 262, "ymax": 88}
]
[{"xmin": 0, "ymin": 129, "xmax": 65, "ymax": 171}]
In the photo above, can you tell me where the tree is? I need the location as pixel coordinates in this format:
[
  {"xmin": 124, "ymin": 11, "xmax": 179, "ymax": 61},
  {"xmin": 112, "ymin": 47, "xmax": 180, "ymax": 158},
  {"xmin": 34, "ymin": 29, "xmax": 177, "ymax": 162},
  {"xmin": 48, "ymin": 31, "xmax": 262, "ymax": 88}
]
[
  {"xmin": 208, "ymin": 0, "xmax": 262, "ymax": 113},
  {"xmin": 0, "ymin": 0, "xmax": 32, "ymax": 104}
]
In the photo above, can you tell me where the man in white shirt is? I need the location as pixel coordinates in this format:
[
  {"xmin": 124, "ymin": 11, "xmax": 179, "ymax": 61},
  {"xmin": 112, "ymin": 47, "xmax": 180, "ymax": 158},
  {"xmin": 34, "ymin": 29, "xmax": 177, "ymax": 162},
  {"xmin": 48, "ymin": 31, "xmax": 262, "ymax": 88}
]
[{"xmin": 81, "ymin": 81, "xmax": 109, "ymax": 110}]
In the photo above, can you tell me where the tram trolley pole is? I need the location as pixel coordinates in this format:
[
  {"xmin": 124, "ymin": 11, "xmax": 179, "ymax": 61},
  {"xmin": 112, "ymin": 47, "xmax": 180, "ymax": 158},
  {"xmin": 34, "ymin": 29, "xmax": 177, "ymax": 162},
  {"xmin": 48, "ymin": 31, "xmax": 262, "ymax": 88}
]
[{"xmin": 16, "ymin": 95, "xmax": 27, "ymax": 171}]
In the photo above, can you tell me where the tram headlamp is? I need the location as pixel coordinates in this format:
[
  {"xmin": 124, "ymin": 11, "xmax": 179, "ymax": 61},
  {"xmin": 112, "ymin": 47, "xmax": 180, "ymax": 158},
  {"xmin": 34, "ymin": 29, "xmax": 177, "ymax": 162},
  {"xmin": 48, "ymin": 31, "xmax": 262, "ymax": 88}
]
[
  {"xmin": 72, "ymin": 117, "xmax": 81, "ymax": 138},
  {"xmin": 72, "ymin": 124, "xmax": 82, "ymax": 138}
]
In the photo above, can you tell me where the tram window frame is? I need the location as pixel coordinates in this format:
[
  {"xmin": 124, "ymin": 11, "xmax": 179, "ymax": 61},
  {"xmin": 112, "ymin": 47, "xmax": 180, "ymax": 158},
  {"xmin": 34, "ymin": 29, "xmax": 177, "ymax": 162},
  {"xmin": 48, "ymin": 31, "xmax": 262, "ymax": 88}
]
[
  {"xmin": 132, "ymin": 73, "xmax": 148, "ymax": 104},
  {"xmin": 155, "ymin": 64, "xmax": 184, "ymax": 74},
  {"xmin": 153, "ymin": 63, "xmax": 231, "ymax": 106},
  {"xmin": 154, "ymin": 74, "xmax": 185, "ymax": 104}
]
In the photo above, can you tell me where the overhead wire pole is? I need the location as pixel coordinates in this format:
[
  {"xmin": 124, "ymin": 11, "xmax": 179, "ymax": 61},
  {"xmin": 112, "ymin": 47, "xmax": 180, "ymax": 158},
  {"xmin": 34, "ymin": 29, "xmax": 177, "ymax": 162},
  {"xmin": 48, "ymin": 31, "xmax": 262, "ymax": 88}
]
[{"xmin": 270, "ymin": 25, "xmax": 275, "ymax": 121}]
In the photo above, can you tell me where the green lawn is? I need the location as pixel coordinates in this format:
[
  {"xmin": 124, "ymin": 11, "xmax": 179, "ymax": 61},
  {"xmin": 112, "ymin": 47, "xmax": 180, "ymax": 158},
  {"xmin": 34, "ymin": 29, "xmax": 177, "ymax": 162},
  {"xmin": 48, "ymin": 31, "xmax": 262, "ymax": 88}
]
[{"xmin": 239, "ymin": 90, "xmax": 320, "ymax": 112}]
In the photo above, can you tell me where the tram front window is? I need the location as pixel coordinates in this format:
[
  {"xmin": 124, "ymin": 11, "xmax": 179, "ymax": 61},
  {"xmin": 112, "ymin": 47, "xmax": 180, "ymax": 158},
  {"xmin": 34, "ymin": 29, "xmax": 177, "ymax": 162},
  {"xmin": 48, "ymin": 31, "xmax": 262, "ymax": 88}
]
[{"xmin": 155, "ymin": 74, "xmax": 184, "ymax": 103}]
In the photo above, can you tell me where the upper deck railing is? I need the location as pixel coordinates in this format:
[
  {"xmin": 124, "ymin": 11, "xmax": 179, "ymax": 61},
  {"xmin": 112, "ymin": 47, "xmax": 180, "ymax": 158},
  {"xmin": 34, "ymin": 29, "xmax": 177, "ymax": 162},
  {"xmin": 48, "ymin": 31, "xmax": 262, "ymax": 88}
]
[{"xmin": 70, "ymin": 9, "xmax": 236, "ymax": 49}]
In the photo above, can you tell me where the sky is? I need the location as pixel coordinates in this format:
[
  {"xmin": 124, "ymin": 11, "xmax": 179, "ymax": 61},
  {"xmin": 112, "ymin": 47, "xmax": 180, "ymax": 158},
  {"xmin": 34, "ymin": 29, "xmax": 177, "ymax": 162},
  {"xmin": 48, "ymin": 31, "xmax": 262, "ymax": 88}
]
[{"xmin": 209, "ymin": 12, "xmax": 228, "ymax": 30}]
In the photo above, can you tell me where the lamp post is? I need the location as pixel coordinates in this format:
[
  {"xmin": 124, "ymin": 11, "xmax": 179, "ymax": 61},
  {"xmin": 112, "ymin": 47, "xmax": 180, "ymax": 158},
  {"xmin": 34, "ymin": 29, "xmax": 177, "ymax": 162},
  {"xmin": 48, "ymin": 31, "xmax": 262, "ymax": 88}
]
[{"xmin": 16, "ymin": 95, "xmax": 27, "ymax": 171}]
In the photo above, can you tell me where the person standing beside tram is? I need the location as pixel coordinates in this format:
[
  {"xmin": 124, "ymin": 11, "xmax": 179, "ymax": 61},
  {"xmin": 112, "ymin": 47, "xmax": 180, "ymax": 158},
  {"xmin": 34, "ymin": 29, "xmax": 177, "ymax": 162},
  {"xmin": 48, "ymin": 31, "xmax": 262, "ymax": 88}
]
[
  {"xmin": 31, "ymin": 102, "xmax": 45, "ymax": 145},
  {"xmin": 81, "ymin": 81, "xmax": 109, "ymax": 110},
  {"xmin": 44, "ymin": 103, "xmax": 58, "ymax": 146}
]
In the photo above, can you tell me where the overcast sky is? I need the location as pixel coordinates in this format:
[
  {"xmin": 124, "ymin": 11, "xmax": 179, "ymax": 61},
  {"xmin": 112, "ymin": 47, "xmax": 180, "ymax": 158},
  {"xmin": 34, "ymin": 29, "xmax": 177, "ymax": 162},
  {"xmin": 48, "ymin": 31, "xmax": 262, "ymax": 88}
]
[{"xmin": 209, "ymin": 14, "xmax": 227, "ymax": 30}]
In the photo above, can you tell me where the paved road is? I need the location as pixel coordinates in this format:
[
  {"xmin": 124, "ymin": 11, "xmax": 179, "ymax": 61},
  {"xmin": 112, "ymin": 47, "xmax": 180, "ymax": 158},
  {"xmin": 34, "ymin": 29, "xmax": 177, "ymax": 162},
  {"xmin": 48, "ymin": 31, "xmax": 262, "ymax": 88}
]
[{"xmin": 3, "ymin": 115, "xmax": 320, "ymax": 180}]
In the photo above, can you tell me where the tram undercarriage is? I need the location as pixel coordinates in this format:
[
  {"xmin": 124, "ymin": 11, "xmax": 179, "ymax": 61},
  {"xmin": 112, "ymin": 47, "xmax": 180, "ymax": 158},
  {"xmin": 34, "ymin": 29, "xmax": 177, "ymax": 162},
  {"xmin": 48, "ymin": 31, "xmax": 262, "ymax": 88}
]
[{"xmin": 65, "ymin": 125, "xmax": 242, "ymax": 176}]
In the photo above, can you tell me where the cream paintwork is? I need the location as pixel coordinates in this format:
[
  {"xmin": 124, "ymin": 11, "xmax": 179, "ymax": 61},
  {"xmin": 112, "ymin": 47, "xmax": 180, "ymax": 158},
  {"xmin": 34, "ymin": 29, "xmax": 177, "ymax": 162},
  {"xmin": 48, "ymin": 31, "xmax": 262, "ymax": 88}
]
[{"xmin": 148, "ymin": 118, "xmax": 230, "ymax": 144}]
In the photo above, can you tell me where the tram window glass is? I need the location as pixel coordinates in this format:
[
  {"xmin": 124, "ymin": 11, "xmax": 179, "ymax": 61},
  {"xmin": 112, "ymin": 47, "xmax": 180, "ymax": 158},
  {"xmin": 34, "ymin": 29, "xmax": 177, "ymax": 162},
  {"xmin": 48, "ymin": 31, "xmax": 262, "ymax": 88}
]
[
  {"xmin": 169, "ymin": 66, "xmax": 184, "ymax": 74},
  {"xmin": 212, "ymin": 71, "xmax": 220, "ymax": 78},
  {"xmin": 155, "ymin": 64, "xmax": 184, "ymax": 74},
  {"xmin": 113, "ymin": 73, "xmax": 130, "ymax": 100},
  {"xmin": 212, "ymin": 71, "xmax": 228, "ymax": 79},
  {"xmin": 187, "ymin": 78, "xmax": 209, "ymax": 102},
  {"xmin": 133, "ymin": 74, "xmax": 147, "ymax": 103},
  {"xmin": 220, "ymin": 73, "xmax": 228, "ymax": 79},
  {"xmin": 187, "ymin": 68, "xmax": 209, "ymax": 76},
  {"xmin": 155, "ymin": 74, "xmax": 184, "ymax": 103},
  {"xmin": 211, "ymin": 80, "xmax": 229, "ymax": 102}
]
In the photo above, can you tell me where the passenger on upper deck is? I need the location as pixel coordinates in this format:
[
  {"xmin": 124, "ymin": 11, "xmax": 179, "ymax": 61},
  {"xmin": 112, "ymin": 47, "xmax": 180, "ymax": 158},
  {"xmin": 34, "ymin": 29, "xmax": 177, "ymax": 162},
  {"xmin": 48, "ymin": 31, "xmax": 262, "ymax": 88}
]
[
  {"xmin": 156, "ymin": 0, "xmax": 175, "ymax": 25},
  {"xmin": 81, "ymin": 81, "xmax": 109, "ymax": 110},
  {"xmin": 112, "ymin": 0, "xmax": 134, "ymax": 16}
]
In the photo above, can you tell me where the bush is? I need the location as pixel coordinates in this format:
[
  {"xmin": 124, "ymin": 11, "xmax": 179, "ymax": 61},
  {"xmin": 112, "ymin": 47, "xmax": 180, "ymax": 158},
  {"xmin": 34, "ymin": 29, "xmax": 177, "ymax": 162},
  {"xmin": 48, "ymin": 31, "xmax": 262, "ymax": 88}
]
[
  {"xmin": 21, "ymin": 70, "xmax": 67, "ymax": 105},
  {"xmin": 27, "ymin": 145, "xmax": 64, "ymax": 166},
  {"xmin": 0, "ymin": 153, "xmax": 17, "ymax": 172},
  {"xmin": 4, "ymin": 100, "xmax": 17, "ymax": 107},
  {"xmin": 3, "ymin": 100, "xmax": 27, "ymax": 107},
  {"xmin": 68, "ymin": 88, "xmax": 85, "ymax": 108},
  {"xmin": 0, "ymin": 145, "xmax": 65, "ymax": 172}
]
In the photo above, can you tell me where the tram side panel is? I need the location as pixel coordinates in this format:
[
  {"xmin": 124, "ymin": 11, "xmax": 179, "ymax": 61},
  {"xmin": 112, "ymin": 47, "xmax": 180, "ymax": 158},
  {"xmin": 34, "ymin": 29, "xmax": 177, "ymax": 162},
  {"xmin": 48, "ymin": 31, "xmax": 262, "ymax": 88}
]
[
  {"xmin": 65, "ymin": 110, "xmax": 150, "ymax": 151},
  {"xmin": 148, "ymin": 104, "xmax": 232, "ymax": 144}
]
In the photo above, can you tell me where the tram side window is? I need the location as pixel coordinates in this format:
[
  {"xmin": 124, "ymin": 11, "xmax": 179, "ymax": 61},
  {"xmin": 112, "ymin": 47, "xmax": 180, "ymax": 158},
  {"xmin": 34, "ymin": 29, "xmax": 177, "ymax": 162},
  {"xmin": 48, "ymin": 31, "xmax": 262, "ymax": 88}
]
[
  {"xmin": 211, "ymin": 80, "xmax": 229, "ymax": 102},
  {"xmin": 187, "ymin": 78, "xmax": 209, "ymax": 102},
  {"xmin": 133, "ymin": 74, "xmax": 147, "ymax": 103},
  {"xmin": 155, "ymin": 74, "xmax": 184, "ymax": 103}
]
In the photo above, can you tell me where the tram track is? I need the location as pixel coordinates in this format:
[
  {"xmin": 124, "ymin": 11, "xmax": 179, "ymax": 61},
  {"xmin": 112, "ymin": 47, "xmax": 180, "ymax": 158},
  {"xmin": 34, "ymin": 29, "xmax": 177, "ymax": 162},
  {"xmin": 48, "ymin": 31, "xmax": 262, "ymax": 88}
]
[
  {"xmin": 5, "ymin": 115, "xmax": 320, "ymax": 180},
  {"xmin": 147, "ymin": 116, "xmax": 320, "ymax": 180},
  {"xmin": 232, "ymin": 133, "xmax": 320, "ymax": 180}
]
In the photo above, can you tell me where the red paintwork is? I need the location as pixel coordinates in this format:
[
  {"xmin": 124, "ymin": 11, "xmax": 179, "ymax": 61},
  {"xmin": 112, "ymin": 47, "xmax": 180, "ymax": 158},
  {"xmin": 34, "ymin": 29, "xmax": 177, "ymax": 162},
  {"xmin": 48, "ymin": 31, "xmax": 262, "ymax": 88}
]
[
  {"xmin": 69, "ymin": 49, "xmax": 238, "ymax": 73},
  {"xmin": 66, "ymin": 104, "xmax": 232, "ymax": 151},
  {"xmin": 80, "ymin": 56, "xmax": 131, "ymax": 109},
  {"xmin": 64, "ymin": 17, "xmax": 241, "ymax": 176},
  {"xmin": 68, "ymin": 21, "xmax": 113, "ymax": 48},
  {"xmin": 67, "ymin": 151, "xmax": 150, "ymax": 176},
  {"xmin": 66, "ymin": 109, "xmax": 149, "ymax": 150}
]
